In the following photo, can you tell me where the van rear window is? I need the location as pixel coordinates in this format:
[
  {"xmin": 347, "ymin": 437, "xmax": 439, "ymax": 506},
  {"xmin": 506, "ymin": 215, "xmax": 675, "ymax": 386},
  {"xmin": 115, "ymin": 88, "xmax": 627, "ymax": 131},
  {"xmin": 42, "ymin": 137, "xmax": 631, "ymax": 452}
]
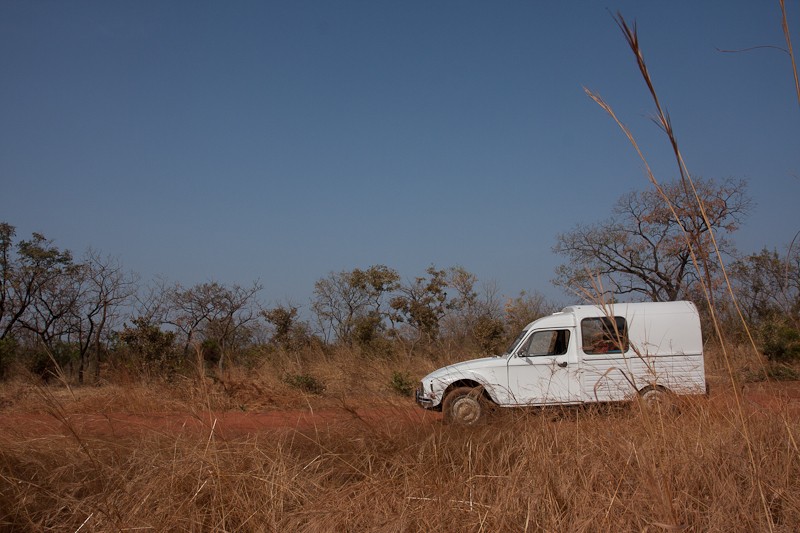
[{"xmin": 581, "ymin": 317, "xmax": 628, "ymax": 354}]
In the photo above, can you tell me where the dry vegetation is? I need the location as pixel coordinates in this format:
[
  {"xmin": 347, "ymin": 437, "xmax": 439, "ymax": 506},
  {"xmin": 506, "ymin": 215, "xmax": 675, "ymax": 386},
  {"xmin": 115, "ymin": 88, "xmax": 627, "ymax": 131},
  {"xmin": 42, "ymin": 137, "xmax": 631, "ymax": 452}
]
[{"xmin": 0, "ymin": 345, "xmax": 798, "ymax": 532}]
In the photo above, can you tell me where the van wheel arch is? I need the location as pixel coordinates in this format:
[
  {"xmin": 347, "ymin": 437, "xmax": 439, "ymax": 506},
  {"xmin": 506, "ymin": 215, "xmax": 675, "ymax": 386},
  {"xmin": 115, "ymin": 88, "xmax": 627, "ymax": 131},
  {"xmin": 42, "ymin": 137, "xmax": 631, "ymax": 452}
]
[
  {"xmin": 443, "ymin": 380, "xmax": 496, "ymax": 404},
  {"xmin": 443, "ymin": 386, "xmax": 491, "ymax": 425}
]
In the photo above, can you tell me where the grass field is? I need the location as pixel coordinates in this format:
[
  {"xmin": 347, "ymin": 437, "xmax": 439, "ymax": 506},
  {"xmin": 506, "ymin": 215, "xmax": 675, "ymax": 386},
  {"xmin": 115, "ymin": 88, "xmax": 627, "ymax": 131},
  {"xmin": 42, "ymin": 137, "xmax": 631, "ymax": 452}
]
[{"xmin": 1, "ymin": 344, "xmax": 798, "ymax": 532}]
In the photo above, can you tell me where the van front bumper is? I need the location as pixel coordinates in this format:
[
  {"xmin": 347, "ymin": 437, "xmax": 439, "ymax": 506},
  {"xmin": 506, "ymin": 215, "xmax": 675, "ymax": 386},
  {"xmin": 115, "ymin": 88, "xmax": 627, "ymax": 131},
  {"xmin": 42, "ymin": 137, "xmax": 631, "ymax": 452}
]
[
  {"xmin": 415, "ymin": 385, "xmax": 433, "ymax": 408},
  {"xmin": 415, "ymin": 383, "xmax": 441, "ymax": 410}
]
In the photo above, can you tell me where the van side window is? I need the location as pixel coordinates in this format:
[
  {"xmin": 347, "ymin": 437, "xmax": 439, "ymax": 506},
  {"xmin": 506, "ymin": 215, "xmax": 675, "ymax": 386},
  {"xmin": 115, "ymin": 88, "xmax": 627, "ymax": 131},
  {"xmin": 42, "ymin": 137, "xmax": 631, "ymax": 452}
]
[
  {"xmin": 581, "ymin": 317, "xmax": 628, "ymax": 354},
  {"xmin": 518, "ymin": 330, "xmax": 571, "ymax": 356}
]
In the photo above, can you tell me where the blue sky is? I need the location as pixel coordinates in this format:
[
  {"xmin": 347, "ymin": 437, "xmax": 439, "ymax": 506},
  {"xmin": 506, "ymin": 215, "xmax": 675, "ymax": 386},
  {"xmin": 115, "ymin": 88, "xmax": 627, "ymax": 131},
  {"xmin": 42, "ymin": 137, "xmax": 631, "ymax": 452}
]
[{"xmin": 2, "ymin": 1, "xmax": 799, "ymax": 308}]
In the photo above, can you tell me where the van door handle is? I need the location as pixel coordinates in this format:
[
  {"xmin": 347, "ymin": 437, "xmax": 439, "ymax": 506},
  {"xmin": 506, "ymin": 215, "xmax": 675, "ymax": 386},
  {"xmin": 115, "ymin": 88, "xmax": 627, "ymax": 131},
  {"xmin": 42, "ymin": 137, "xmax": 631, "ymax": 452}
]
[{"xmin": 557, "ymin": 361, "xmax": 568, "ymax": 368}]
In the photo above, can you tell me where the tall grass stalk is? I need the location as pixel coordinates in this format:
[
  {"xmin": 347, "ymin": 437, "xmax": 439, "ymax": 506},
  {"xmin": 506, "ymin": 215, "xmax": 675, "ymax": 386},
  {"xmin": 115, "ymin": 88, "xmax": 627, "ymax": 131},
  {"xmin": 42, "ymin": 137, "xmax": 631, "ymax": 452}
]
[
  {"xmin": 779, "ymin": 0, "xmax": 800, "ymax": 105},
  {"xmin": 584, "ymin": 12, "xmax": 792, "ymax": 529}
]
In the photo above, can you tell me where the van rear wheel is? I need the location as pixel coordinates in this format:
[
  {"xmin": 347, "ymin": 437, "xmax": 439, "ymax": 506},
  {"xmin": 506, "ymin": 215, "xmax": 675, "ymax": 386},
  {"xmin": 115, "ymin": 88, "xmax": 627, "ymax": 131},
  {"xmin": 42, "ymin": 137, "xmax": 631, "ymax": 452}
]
[
  {"xmin": 639, "ymin": 386, "xmax": 676, "ymax": 415},
  {"xmin": 443, "ymin": 387, "xmax": 488, "ymax": 426}
]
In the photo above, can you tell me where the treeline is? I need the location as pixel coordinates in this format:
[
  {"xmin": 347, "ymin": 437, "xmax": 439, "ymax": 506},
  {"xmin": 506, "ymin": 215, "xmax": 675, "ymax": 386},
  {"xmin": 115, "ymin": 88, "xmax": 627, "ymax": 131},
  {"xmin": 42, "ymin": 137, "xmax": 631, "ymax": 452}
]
[
  {"xmin": 1, "ymin": 211, "xmax": 799, "ymax": 384},
  {"xmin": 0, "ymin": 222, "xmax": 558, "ymax": 383}
]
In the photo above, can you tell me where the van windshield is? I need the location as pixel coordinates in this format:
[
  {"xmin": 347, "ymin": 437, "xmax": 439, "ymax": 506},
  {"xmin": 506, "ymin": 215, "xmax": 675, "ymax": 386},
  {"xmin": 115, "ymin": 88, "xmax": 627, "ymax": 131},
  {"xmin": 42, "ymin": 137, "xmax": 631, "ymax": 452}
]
[{"xmin": 503, "ymin": 329, "xmax": 529, "ymax": 355}]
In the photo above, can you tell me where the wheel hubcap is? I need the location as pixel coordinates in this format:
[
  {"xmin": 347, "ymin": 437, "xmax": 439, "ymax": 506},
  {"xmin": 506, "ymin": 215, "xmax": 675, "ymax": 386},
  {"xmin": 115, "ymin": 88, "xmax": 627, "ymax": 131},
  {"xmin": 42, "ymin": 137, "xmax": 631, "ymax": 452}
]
[
  {"xmin": 641, "ymin": 389, "xmax": 671, "ymax": 413},
  {"xmin": 452, "ymin": 397, "xmax": 481, "ymax": 424}
]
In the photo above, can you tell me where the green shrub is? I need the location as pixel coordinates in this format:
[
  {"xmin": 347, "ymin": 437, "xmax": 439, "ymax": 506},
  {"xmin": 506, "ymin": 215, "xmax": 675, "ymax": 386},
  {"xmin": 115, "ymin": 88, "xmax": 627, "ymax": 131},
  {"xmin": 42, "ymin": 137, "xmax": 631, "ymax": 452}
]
[
  {"xmin": 389, "ymin": 371, "xmax": 415, "ymax": 396},
  {"xmin": 283, "ymin": 373, "xmax": 325, "ymax": 394},
  {"xmin": 116, "ymin": 318, "xmax": 181, "ymax": 377},
  {"xmin": 0, "ymin": 337, "xmax": 17, "ymax": 379},
  {"xmin": 760, "ymin": 318, "xmax": 800, "ymax": 363},
  {"xmin": 28, "ymin": 342, "xmax": 78, "ymax": 381}
]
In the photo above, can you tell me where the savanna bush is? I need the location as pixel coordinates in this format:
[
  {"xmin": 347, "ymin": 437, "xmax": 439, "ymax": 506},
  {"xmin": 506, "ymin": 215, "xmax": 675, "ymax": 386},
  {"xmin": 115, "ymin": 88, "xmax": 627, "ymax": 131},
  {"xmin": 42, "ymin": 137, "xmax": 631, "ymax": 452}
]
[
  {"xmin": 760, "ymin": 315, "xmax": 800, "ymax": 363},
  {"xmin": 389, "ymin": 370, "xmax": 415, "ymax": 396},
  {"xmin": 282, "ymin": 372, "xmax": 325, "ymax": 394}
]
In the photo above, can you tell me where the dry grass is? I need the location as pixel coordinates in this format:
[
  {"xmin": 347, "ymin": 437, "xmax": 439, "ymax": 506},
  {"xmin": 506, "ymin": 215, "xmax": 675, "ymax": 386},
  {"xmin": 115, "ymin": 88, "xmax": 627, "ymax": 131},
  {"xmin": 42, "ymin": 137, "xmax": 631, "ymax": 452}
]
[
  {"xmin": 0, "ymin": 339, "xmax": 797, "ymax": 531},
  {"xmin": 0, "ymin": 379, "xmax": 797, "ymax": 532}
]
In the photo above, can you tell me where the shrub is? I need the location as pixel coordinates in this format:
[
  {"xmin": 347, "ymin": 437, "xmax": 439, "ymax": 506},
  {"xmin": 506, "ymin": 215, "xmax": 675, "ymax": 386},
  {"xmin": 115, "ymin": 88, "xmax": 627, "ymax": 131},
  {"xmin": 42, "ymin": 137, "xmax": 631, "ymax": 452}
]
[
  {"xmin": 0, "ymin": 337, "xmax": 17, "ymax": 379},
  {"xmin": 28, "ymin": 342, "xmax": 78, "ymax": 381},
  {"xmin": 472, "ymin": 315, "xmax": 506, "ymax": 355},
  {"xmin": 389, "ymin": 371, "xmax": 415, "ymax": 396},
  {"xmin": 282, "ymin": 373, "xmax": 325, "ymax": 394},
  {"xmin": 760, "ymin": 317, "xmax": 800, "ymax": 363},
  {"xmin": 116, "ymin": 318, "xmax": 181, "ymax": 377}
]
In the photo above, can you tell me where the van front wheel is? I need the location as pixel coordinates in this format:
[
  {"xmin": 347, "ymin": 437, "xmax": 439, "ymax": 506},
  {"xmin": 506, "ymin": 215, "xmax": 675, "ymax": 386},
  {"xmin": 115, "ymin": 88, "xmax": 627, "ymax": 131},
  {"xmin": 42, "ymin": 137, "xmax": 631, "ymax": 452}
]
[{"xmin": 443, "ymin": 387, "xmax": 488, "ymax": 426}]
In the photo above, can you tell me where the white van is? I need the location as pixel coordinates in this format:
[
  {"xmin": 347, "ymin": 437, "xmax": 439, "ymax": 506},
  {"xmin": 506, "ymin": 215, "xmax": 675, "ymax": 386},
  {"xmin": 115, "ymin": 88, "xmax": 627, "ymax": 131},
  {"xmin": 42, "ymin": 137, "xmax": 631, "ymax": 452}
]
[{"xmin": 415, "ymin": 301, "xmax": 706, "ymax": 424}]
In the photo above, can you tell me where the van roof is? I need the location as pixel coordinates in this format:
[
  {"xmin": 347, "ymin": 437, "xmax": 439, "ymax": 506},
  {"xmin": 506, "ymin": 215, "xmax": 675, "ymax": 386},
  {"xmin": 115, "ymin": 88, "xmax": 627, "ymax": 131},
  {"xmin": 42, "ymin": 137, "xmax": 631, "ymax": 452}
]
[
  {"xmin": 525, "ymin": 301, "xmax": 698, "ymax": 330},
  {"xmin": 561, "ymin": 300, "xmax": 697, "ymax": 317}
]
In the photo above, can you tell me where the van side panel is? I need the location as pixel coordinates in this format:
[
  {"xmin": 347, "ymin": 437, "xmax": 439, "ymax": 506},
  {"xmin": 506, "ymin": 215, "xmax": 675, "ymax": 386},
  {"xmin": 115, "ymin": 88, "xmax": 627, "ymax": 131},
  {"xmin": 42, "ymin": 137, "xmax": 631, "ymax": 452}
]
[
  {"xmin": 581, "ymin": 353, "xmax": 705, "ymax": 401},
  {"xmin": 579, "ymin": 302, "xmax": 706, "ymax": 402}
]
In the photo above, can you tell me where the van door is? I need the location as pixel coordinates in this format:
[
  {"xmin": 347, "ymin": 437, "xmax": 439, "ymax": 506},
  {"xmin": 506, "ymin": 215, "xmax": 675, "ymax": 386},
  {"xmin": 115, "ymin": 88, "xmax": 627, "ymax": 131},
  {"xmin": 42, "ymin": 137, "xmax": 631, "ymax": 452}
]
[{"xmin": 506, "ymin": 328, "xmax": 581, "ymax": 405}]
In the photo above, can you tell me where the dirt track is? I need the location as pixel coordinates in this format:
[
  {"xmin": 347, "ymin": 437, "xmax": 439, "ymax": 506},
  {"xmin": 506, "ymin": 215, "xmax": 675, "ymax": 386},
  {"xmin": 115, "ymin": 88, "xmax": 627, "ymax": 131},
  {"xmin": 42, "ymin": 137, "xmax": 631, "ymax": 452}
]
[
  {"xmin": 2, "ymin": 381, "xmax": 798, "ymax": 440},
  {"xmin": 729, "ymin": 379, "xmax": 800, "ymax": 411}
]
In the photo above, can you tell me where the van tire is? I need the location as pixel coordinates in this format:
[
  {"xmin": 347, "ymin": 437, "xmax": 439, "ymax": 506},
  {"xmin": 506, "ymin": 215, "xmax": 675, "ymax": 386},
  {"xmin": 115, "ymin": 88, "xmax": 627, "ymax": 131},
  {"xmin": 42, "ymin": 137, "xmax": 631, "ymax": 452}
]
[
  {"xmin": 639, "ymin": 386, "xmax": 675, "ymax": 414},
  {"xmin": 443, "ymin": 387, "xmax": 488, "ymax": 426}
]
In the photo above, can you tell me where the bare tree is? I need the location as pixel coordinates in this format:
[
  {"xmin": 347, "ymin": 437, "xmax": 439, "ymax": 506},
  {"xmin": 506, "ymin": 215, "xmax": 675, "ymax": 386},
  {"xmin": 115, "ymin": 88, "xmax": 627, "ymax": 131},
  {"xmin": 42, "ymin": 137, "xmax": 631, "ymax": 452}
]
[
  {"xmin": 439, "ymin": 268, "xmax": 508, "ymax": 353},
  {"xmin": 132, "ymin": 276, "xmax": 173, "ymax": 326},
  {"xmin": 71, "ymin": 251, "xmax": 137, "ymax": 383},
  {"xmin": 163, "ymin": 280, "xmax": 262, "ymax": 372},
  {"xmin": 20, "ymin": 262, "xmax": 82, "ymax": 349},
  {"xmin": 503, "ymin": 290, "xmax": 560, "ymax": 335},
  {"xmin": 553, "ymin": 177, "xmax": 750, "ymax": 302},
  {"xmin": 311, "ymin": 265, "xmax": 399, "ymax": 344},
  {"xmin": 389, "ymin": 266, "xmax": 450, "ymax": 343},
  {"xmin": 0, "ymin": 226, "xmax": 136, "ymax": 382},
  {"xmin": 15, "ymin": 250, "xmax": 136, "ymax": 383}
]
